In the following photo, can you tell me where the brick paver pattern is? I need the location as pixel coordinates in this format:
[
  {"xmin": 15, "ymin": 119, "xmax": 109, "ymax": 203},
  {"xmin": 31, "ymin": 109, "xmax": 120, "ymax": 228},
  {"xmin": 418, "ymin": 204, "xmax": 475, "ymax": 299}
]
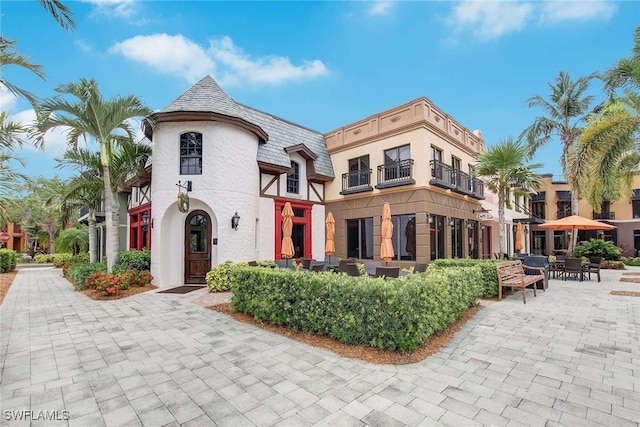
[{"xmin": 1, "ymin": 267, "xmax": 639, "ymax": 426}]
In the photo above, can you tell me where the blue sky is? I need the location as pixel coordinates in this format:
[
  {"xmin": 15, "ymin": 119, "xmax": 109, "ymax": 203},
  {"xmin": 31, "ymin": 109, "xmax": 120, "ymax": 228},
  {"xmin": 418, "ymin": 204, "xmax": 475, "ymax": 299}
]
[{"xmin": 3, "ymin": 0, "xmax": 638, "ymax": 180}]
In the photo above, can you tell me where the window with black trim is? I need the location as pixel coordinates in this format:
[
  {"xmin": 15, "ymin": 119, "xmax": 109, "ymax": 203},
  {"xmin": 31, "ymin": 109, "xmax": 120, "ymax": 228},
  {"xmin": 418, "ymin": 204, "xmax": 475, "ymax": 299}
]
[
  {"xmin": 348, "ymin": 155, "xmax": 370, "ymax": 187},
  {"xmin": 287, "ymin": 161, "xmax": 299, "ymax": 194},
  {"xmin": 180, "ymin": 132, "xmax": 202, "ymax": 175}
]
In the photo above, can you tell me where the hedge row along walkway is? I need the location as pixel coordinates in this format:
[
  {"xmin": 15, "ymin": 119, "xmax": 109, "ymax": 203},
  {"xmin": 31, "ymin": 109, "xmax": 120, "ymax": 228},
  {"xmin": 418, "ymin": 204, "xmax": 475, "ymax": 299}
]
[{"xmin": 1, "ymin": 267, "xmax": 639, "ymax": 426}]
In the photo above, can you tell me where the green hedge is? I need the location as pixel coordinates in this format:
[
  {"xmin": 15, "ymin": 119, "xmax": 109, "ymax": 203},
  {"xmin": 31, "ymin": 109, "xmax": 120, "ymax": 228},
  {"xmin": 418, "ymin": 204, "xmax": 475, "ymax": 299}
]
[
  {"xmin": 621, "ymin": 257, "xmax": 640, "ymax": 266},
  {"xmin": 119, "ymin": 249, "xmax": 151, "ymax": 271},
  {"xmin": 430, "ymin": 258, "xmax": 500, "ymax": 298},
  {"xmin": 229, "ymin": 265, "xmax": 483, "ymax": 351},
  {"xmin": 0, "ymin": 249, "xmax": 18, "ymax": 273},
  {"xmin": 34, "ymin": 254, "xmax": 55, "ymax": 263},
  {"xmin": 52, "ymin": 253, "xmax": 73, "ymax": 268},
  {"xmin": 67, "ymin": 262, "xmax": 106, "ymax": 290}
]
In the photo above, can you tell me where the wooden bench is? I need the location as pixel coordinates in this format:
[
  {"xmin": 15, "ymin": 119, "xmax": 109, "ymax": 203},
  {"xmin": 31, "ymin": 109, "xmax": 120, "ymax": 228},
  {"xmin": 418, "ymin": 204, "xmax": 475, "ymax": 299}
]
[{"xmin": 496, "ymin": 260, "xmax": 545, "ymax": 304}]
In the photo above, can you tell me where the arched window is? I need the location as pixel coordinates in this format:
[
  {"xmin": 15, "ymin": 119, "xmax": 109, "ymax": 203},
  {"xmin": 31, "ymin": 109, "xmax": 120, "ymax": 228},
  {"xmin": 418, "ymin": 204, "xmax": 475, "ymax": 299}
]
[
  {"xmin": 287, "ymin": 161, "xmax": 299, "ymax": 194},
  {"xmin": 180, "ymin": 132, "xmax": 202, "ymax": 175}
]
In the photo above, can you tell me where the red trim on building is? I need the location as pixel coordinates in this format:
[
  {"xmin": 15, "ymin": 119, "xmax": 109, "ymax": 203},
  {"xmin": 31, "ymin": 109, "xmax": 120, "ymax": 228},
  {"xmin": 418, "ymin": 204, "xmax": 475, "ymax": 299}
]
[
  {"xmin": 128, "ymin": 203, "xmax": 152, "ymax": 250},
  {"xmin": 274, "ymin": 199, "xmax": 312, "ymax": 260}
]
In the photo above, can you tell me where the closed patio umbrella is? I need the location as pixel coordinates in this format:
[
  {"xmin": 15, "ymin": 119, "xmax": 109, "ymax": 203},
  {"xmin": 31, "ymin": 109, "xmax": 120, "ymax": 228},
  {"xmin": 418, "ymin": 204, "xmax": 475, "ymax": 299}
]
[
  {"xmin": 281, "ymin": 202, "xmax": 295, "ymax": 266},
  {"xmin": 325, "ymin": 212, "xmax": 335, "ymax": 263},
  {"xmin": 380, "ymin": 203, "xmax": 395, "ymax": 264},
  {"xmin": 515, "ymin": 222, "xmax": 523, "ymax": 252}
]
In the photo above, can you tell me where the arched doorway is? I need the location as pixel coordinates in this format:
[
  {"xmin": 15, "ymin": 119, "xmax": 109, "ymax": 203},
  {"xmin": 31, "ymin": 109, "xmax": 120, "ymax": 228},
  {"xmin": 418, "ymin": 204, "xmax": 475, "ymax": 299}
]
[{"xmin": 184, "ymin": 210, "xmax": 211, "ymax": 284}]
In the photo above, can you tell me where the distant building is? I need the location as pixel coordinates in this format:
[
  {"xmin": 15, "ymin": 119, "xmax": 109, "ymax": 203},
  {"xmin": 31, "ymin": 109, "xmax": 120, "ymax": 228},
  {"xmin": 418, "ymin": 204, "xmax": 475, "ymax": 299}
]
[
  {"xmin": 0, "ymin": 222, "xmax": 26, "ymax": 252},
  {"xmin": 528, "ymin": 174, "xmax": 640, "ymax": 256}
]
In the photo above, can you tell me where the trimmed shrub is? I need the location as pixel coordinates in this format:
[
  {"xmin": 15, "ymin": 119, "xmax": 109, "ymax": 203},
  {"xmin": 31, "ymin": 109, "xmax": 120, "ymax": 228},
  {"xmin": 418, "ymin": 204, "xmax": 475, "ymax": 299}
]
[
  {"xmin": 430, "ymin": 258, "xmax": 500, "ymax": 298},
  {"xmin": 573, "ymin": 239, "xmax": 621, "ymax": 260},
  {"xmin": 67, "ymin": 262, "xmax": 106, "ymax": 290},
  {"xmin": 119, "ymin": 249, "xmax": 151, "ymax": 271},
  {"xmin": 206, "ymin": 261, "xmax": 236, "ymax": 292},
  {"xmin": 52, "ymin": 253, "xmax": 73, "ymax": 268},
  {"xmin": 34, "ymin": 254, "xmax": 54, "ymax": 263},
  {"xmin": 229, "ymin": 265, "xmax": 483, "ymax": 351},
  {"xmin": 620, "ymin": 257, "xmax": 640, "ymax": 267},
  {"xmin": 0, "ymin": 249, "xmax": 18, "ymax": 273},
  {"xmin": 71, "ymin": 253, "xmax": 90, "ymax": 264},
  {"xmin": 602, "ymin": 260, "xmax": 625, "ymax": 270}
]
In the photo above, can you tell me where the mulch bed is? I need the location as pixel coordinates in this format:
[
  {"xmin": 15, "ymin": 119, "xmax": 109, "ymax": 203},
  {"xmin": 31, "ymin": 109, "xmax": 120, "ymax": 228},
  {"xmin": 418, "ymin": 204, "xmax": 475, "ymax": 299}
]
[
  {"xmin": 610, "ymin": 291, "xmax": 640, "ymax": 297},
  {"xmin": 208, "ymin": 303, "xmax": 482, "ymax": 365},
  {"xmin": 0, "ymin": 271, "xmax": 18, "ymax": 306},
  {"xmin": 79, "ymin": 284, "xmax": 157, "ymax": 300}
]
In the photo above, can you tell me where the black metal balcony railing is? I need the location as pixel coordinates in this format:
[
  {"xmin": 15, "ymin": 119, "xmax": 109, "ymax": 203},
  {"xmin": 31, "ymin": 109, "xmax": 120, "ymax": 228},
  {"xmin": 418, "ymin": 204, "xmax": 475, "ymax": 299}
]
[
  {"xmin": 557, "ymin": 210, "xmax": 572, "ymax": 219},
  {"xmin": 340, "ymin": 169, "xmax": 373, "ymax": 195},
  {"xmin": 593, "ymin": 211, "xmax": 615, "ymax": 220},
  {"xmin": 429, "ymin": 160, "xmax": 484, "ymax": 199},
  {"xmin": 376, "ymin": 159, "xmax": 415, "ymax": 189}
]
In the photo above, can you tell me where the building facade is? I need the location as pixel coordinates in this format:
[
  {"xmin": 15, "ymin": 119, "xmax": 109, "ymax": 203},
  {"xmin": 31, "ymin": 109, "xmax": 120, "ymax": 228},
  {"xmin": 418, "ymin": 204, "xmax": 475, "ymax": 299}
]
[
  {"xmin": 0, "ymin": 222, "xmax": 26, "ymax": 252},
  {"xmin": 528, "ymin": 174, "xmax": 640, "ymax": 256},
  {"xmin": 144, "ymin": 76, "xmax": 334, "ymax": 287},
  {"xmin": 324, "ymin": 98, "xmax": 486, "ymax": 265}
]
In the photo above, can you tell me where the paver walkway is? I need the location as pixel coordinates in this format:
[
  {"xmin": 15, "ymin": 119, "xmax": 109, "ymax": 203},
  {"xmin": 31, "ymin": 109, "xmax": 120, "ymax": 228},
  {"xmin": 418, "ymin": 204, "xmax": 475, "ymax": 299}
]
[{"xmin": 1, "ymin": 267, "xmax": 639, "ymax": 426}]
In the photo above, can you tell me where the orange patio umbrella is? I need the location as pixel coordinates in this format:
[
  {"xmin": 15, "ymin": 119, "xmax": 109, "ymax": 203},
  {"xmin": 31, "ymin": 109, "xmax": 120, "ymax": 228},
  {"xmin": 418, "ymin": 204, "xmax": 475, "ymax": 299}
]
[
  {"xmin": 538, "ymin": 215, "xmax": 616, "ymax": 231},
  {"xmin": 281, "ymin": 202, "xmax": 295, "ymax": 265},
  {"xmin": 325, "ymin": 212, "xmax": 335, "ymax": 258},
  {"xmin": 380, "ymin": 203, "xmax": 395, "ymax": 263},
  {"xmin": 515, "ymin": 222, "xmax": 524, "ymax": 252}
]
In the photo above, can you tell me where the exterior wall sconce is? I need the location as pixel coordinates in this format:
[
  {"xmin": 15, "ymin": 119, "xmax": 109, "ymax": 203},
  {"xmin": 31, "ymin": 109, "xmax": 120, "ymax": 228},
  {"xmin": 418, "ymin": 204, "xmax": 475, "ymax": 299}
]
[
  {"xmin": 513, "ymin": 224, "xmax": 518, "ymax": 232},
  {"xmin": 142, "ymin": 211, "xmax": 150, "ymax": 232},
  {"xmin": 449, "ymin": 218, "xmax": 455, "ymax": 227},
  {"xmin": 427, "ymin": 214, "xmax": 434, "ymax": 224},
  {"xmin": 524, "ymin": 225, "xmax": 529, "ymax": 234},
  {"xmin": 231, "ymin": 212, "xmax": 240, "ymax": 230},
  {"xmin": 466, "ymin": 221, "xmax": 474, "ymax": 229},
  {"xmin": 481, "ymin": 225, "xmax": 485, "ymax": 230}
]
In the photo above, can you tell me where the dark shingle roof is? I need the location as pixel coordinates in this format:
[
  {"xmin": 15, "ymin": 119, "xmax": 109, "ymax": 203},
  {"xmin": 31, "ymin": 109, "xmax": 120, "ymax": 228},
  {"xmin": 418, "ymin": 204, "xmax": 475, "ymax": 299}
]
[{"xmin": 159, "ymin": 75, "xmax": 334, "ymax": 179}]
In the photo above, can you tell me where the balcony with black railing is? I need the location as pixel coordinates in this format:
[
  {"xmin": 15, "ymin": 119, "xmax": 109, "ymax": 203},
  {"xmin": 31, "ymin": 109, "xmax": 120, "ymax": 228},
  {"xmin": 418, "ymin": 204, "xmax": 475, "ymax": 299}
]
[
  {"xmin": 340, "ymin": 169, "xmax": 373, "ymax": 195},
  {"xmin": 429, "ymin": 160, "xmax": 484, "ymax": 199},
  {"xmin": 557, "ymin": 210, "xmax": 572, "ymax": 219},
  {"xmin": 593, "ymin": 211, "xmax": 615, "ymax": 220},
  {"xmin": 376, "ymin": 159, "xmax": 415, "ymax": 189}
]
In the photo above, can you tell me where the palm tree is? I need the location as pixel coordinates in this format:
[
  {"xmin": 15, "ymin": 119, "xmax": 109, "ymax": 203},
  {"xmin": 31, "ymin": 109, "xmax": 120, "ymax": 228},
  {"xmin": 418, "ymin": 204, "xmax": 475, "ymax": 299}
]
[
  {"xmin": 56, "ymin": 149, "xmax": 103, "ymax": 262},
  {"xmin": 521, "ymin": 71, "xmax": 595, "ymax": 252},
  {"xmin": 33, "ymin": 78, "xmax": 154, "ymax": 272},
  {"xmin": 0, "ymin": 151, "xmax": 25, "ymax": 226},
  {"xmin": 476, "ymin": 138, "xmax": 542, "ymax": 256},
  {"xmin": 0, "ymin": 38, "xmax": 46, "ymax": 107},
  {"xmin": 572, "ymin": 28, "xmax": 640, "ymax": 212},
  {"xmin": 36, "ymin": 0, "xmax": 75, "ymax": 31}
]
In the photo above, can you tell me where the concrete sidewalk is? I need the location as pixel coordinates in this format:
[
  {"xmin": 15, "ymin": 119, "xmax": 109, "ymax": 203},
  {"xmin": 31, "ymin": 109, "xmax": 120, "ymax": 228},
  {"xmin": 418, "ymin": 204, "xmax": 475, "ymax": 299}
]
[{"xmin": 1, "ymin": 267, "xmax": 638, "ymax": 426}]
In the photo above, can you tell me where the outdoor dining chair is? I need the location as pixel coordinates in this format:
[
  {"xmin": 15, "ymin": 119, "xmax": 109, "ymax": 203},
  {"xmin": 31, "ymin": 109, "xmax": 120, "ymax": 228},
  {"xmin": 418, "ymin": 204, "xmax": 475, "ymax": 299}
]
[
  {"xmin": 563, "ymin": 257, "xmax": 585, "ymax": 281},
  {"xmin": 345, "ymin": 263, "xmax": 361, "ymax": 277},
  {"xmin": 309, "ymin": 262, "xmax": 326, "ymax": 272},
  {"xmin": 586, "ymin": 256, "xmax": 603, "ymax": 282},
  {"xmin": 413, "ymin": 263, "xmax": 428, "ymax": 273},
  {"xmin": 374, "ymin": 266, "xmax": 400, "ymax": 278}
]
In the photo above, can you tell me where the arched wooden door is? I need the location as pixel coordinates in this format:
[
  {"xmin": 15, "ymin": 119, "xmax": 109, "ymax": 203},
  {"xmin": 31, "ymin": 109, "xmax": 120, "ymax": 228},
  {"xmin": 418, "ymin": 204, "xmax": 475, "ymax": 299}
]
[{"xmin": 184, "ymin": 210, "xmax": 211, "ymax": 284}]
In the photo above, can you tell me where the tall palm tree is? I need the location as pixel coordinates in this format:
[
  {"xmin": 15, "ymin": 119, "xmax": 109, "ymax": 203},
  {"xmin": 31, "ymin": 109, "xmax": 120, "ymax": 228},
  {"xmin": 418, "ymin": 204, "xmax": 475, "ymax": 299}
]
[
  {"xmin": 476, "ymin": 138, "xmax": 542, "ymax": 256},
  {"xmin": 572, "ymin": 27, "xmax": 640, "ymax": 211},
  {"xmin": 521, "ymin": 71, "xmax": 595, "ymax": 252},
  {"xmin": 0, "ymin": 151, "xmax": 25, "ymax": 226},
  {"xmin": 33, "ymin": 78, "xmax": 154, "ymax": 272}
]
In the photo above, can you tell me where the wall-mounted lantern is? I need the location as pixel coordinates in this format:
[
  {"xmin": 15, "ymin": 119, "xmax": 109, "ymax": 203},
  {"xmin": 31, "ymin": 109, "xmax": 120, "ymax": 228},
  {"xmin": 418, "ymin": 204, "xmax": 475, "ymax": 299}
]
[{"xmin": 231, "ymin": 212, "xmax": 240, "ymax": 231}]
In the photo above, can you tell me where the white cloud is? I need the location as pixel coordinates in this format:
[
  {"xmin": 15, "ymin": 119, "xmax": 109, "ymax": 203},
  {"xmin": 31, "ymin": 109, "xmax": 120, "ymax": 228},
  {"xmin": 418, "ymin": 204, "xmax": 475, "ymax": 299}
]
[
  {"xmin": 446, "ymin": 0, "xmax": 618, "ymax": 42},
  {"xmin": 368, "ymin": 1, "xmax": 395, "ymax": 16},
  {"xmin": 208, "ymin": 36, "xmax": 328, "ymax": 86},
  {"xmin": 10, "ymin": 109, "xmax": 82, "ymax": 157},
  {"xmin": 539, "ymin": 0, "xmax": 617, "ymax": 24},
  {"xmin": 0, "ymin": 86, "xmax": 18, "ymax": 112},
  {"xmin": 447, "ymin": 1, "xmax": 534, "ymax": 41},
  {"xmin": 74, "ymin": 40, "xmax": 92, "ymax": 53},
  {"xmin": 110, "ymin": 34, "xmax": 215, "ymax": 83},
  {"xmin": 110, "ymin": 33, "xmax": 329, "ymax": 87},
  {"xmin": 82, "ymin": 0, "xmax": 137, "ymax": 18}
]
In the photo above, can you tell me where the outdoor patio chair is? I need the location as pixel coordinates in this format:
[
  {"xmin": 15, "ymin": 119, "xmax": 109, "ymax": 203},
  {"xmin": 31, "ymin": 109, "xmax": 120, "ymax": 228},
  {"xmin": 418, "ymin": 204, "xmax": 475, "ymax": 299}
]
[
  {"xmin": 345, "ymin": 263, "xmax": 361, "ymax": 277},
  {"xmin": 247, "ymin": 261, "xmax": 258, "ymax": 266},
  {"xmin": 309, "ymin": 262, "xmax": 326, "ymax": 272},
  {"xmin": 338, "ymin": 258, "xmax": 356, "ymax": 273},
  {"xmin": 276, "ymin": 259, "xmax": 294, "ymax": 269},
  {"xmin": 523, "ymin": 256, "xmax": 548, "ymax": 290},
  {"xmin": 587, "ymin": 256, "xmax": 603, "ymax": 282},
  {"xmin": 301, "ymin": 257, "xmax": 314, "ymax": 269},
  {"xmin": 563, "ymin": 257, "xmax": 584, "ymax": 281},
  {"xmin": 413, "ymin": 263, "xmax": 428, "ymax": 273},
  {"xmin": 374, "ymin": 266, "xmax": 400, "ymax": 278},
  {"xmin": 363, "ymin": 260, "xmax": 381, "ymax": 276}
]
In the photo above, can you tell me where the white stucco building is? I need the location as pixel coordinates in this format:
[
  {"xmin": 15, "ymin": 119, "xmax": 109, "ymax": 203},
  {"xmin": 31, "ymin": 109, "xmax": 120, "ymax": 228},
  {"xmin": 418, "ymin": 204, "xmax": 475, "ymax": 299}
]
[{"xmin": 143, "ymin": 76, "xmax": 334, "ymax": 287}]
